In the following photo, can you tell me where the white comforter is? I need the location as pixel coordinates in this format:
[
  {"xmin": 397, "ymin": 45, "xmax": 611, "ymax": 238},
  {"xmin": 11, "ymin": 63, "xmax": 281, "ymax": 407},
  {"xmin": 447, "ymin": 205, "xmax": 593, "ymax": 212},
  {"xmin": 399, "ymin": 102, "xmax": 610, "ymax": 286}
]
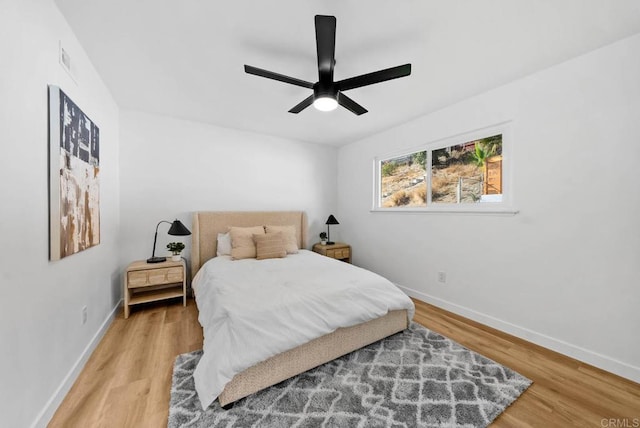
[{"xmin": 191, "ymin": 250, "xmax": 415, "ymax": 409}]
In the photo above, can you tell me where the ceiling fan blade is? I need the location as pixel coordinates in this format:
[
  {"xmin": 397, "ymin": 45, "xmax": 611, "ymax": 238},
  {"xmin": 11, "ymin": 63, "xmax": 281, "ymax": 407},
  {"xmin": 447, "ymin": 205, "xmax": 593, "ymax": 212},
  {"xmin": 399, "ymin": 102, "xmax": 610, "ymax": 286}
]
[
  {"xmin": 315, "ymin": 15, "xmax": 336, "ymax": 83},
  {"xmin": 244, "ymin": 65, "xmax": 314, "ymax": 89},
  {"xmin": 288, "ymin": 95, "xmax": 314, "ymax": 114},
  {"xmin": 336, "ymin": 63, "xmax": 411, "ymax": 92},
  {"xmin": 338, "ymin": 93, "xmax": 368, "ymax": 115}
]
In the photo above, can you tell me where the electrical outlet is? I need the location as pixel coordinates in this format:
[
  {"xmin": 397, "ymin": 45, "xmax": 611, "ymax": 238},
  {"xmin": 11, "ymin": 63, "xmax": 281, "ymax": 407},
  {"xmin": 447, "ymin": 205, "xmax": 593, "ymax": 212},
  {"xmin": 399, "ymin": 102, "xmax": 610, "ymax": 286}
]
[
  {"xmin": 437, "ymin": 271, "xmax": 447, "ymax": 283},
  {"xmin": 82, "ymin": 306, "xmax": 88, "ymax": 325}
]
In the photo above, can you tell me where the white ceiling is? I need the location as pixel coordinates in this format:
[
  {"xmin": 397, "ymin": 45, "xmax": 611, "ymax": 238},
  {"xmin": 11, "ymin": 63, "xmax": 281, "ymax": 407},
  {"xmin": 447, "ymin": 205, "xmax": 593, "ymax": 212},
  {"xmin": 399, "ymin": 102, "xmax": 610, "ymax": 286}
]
[{"xmin": 54, "ymin": 0, "xmax": 640, "ymax": 146}]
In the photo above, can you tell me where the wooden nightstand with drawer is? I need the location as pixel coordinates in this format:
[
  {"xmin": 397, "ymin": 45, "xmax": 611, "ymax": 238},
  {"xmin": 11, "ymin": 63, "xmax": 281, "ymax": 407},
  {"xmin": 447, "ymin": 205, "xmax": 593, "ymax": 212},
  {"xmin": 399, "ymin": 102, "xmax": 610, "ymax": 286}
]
[
  {"xmin": 124, "ymin": 259, "xmax": 186, "ymax": 318},
  {"xmin": 312, "ymin": 242, "xmax": 352, "ymax": 263}
]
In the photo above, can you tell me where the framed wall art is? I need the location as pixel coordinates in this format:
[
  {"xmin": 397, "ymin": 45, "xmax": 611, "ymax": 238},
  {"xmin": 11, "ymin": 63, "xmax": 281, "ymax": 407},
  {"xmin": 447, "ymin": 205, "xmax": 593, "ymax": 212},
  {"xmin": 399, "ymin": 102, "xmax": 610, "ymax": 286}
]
[{"xmin": 48, "ymin": 85, "xmax": 100, "ymax": 260}]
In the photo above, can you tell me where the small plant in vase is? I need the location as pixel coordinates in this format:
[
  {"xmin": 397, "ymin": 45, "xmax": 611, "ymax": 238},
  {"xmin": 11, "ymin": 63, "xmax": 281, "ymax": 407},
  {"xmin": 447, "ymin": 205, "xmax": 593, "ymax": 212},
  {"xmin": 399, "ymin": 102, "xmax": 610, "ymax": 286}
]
[
  {"xmin": 319, "ymin": 232, "xmax": 328, "ymax": 245},
  {"xmin": 166, "ymin": 242, "xmax": 185, "ymax": 261}
]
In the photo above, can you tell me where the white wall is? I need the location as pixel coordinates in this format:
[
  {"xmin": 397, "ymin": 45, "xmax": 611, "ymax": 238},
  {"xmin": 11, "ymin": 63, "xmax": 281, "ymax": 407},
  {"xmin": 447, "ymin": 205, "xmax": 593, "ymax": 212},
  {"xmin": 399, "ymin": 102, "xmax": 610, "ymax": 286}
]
[
  {"xmin": 0, "ymin": 1, "xmax": 121, "ymax": 427},
  {"xmin": 2, "ymin": 2, "xmax": 635, "ymax": 426},
  {"xmin": 338, "ymin": 34, "xmax": 640, "ymax": 381},
  {"xmin": 119, "ymin": 111, "xmax": 338, "ymax": 268}
]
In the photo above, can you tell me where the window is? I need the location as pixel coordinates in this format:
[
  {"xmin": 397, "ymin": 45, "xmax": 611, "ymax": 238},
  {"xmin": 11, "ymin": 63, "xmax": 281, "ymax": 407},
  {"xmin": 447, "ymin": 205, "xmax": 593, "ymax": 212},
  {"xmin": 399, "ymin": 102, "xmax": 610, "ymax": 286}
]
[
  {"xmin": 380, "ymin": 151, "xmax": 427, "ymax": 208},
  {"xmin": 374, "ymin": 123, "xmax": 514, "ymax": 213}
]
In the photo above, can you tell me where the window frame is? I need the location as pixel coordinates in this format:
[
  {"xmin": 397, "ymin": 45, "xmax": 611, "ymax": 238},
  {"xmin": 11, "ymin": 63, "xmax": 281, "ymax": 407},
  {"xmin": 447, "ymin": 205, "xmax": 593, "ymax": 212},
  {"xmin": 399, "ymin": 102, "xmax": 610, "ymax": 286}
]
[{"xmin": 372, "ymin": 122, "xmax": 517, "ymax": 214}]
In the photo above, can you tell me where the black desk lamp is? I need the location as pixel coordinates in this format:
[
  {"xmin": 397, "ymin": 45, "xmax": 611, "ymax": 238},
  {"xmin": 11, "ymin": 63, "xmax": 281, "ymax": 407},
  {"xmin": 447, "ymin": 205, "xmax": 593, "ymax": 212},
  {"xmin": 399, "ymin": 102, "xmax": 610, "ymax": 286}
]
[
  {"xmin": 147, "ymin": 219, "xmax": 191, "ymax": 263},
  {"xmin": 325, "ymin": 215, "xmax": 339, "ymax": 245}
]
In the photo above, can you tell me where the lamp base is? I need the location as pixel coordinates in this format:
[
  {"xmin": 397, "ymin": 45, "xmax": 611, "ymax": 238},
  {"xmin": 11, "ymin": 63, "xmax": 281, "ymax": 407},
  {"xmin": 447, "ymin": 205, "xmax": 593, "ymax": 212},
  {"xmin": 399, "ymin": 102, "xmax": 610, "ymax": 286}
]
[
  {"xmin": 146, "ymin": 256, "xmax": 167, "ymax": 264},
  {"xmin": 326, "ymin": 241, "xmax": 335, "ymax": 245}
]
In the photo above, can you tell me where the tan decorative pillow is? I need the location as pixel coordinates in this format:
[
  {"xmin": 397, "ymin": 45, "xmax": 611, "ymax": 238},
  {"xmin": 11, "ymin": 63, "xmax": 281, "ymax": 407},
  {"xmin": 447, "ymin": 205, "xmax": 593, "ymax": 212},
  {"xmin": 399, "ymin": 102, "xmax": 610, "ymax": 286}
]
[
  {"xmin": 230, "ymin": 226, "xmax": 265, "ymax": 260},
  {"xmin": 265, "ymin": 225, "xmax": 299, "ymax": 254},
  {"xmin": 254, "ymin": 232, "xmax": 287, "ymax": 260}
]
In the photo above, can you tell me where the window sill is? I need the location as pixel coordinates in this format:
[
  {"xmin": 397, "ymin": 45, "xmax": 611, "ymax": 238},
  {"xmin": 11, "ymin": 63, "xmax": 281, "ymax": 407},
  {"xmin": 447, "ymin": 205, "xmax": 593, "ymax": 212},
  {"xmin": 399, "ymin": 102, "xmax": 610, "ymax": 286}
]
[{"xmin": 370, "ymin": 206, "xmax": 519, "ymax": 215}]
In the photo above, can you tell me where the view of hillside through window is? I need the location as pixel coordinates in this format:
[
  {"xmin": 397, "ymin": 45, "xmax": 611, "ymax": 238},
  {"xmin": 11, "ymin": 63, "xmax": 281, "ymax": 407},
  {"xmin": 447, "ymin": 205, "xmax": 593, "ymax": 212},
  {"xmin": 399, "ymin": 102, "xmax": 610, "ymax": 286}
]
[
  {"xmin": 432, "ymin": 134, "xmax": 502, "ymax": 203},
  {"xmin": 380, "ymin": 151, "xmax": 427, "ymax": 207},
  {"xmin": 379, "ymin": 134, "xmax": 503, "ymax": 208}
]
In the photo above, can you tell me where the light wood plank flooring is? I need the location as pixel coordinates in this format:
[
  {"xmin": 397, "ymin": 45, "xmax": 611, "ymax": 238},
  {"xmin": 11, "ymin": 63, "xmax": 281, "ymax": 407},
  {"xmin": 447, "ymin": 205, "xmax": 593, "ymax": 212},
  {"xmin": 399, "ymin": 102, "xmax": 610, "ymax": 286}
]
[{"xmin": 49, "ymin": 298, "xmax": 640, "ymax": 427}]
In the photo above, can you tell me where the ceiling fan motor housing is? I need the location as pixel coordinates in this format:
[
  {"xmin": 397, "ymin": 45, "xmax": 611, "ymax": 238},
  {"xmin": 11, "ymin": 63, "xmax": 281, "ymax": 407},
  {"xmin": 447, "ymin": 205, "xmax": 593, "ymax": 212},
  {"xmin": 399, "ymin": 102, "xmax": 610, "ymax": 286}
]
[{"xmin": 313, "ymin": 81, "xmax": 338, "ymax": 101}]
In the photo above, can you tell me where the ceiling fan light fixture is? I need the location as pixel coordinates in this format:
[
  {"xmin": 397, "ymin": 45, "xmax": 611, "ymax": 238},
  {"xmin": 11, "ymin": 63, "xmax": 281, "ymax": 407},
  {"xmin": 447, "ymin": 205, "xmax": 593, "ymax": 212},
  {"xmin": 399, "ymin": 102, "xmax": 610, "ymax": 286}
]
[
  {"xmin": 244, "ymin": 15, "xmax": 411, "ymax": 115},
  {"xmin": 313, "ymin": 96, "xmax": 338, "ymax": 112}
]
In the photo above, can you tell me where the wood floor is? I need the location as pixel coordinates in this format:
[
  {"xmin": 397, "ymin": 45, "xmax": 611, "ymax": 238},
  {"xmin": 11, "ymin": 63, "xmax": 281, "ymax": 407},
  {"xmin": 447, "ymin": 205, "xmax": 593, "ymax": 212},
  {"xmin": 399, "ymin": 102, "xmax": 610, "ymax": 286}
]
[{"xmin": 49, "ymin": 298, "xmax": 640, "ymax": 427}]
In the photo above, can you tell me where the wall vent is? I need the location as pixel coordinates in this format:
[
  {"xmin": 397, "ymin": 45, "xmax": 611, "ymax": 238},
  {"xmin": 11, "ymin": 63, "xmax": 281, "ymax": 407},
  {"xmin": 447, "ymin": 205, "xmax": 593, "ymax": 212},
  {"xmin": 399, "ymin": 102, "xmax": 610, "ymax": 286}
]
[{"xmin": 59, "ymin": 41, "xmax": 77, "ymax": 83}]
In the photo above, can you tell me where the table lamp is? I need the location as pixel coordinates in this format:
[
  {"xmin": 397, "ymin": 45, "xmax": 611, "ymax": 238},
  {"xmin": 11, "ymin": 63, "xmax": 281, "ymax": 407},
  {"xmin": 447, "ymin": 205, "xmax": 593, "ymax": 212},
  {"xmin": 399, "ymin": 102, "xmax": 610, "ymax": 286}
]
[
  {"xmin": 325, "ymin": 215, "xmax": 339, "ymax": 245},
  {"xmin": 147, "ymin": 219, "xmax": 191, "ymax": 263}
]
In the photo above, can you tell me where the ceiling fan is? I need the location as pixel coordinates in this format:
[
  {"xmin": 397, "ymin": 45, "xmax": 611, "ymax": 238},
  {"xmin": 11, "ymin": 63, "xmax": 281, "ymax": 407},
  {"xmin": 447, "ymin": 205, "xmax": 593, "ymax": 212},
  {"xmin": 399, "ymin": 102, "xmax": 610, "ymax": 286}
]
[{"xmin": 244, "ymin": 15, "xmax": 412, "ymax": 115}]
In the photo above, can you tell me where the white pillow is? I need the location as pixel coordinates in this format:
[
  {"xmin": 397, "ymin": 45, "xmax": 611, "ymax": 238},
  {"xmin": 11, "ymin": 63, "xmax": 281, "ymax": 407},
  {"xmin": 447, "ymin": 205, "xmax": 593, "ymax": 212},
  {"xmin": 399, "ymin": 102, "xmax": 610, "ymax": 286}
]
[{"xmin": 216, "ymin": 232, "xmax": 232, "ymax": 256}]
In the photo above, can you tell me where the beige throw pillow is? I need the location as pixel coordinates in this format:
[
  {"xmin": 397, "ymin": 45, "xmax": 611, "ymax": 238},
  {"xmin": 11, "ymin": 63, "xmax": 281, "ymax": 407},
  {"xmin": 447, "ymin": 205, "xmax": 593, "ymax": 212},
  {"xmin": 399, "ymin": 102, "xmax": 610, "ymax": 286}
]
[
  {"xmin": 254, "ymin": 232, "xmax": 287, "ymax": 260},
  {"xmin": 265, "ymin": 225, "xmax": 299, "ymax": 254},
  {"xmin": 230, "ymin": 226, "xmax": 265, "ymax": 260}
]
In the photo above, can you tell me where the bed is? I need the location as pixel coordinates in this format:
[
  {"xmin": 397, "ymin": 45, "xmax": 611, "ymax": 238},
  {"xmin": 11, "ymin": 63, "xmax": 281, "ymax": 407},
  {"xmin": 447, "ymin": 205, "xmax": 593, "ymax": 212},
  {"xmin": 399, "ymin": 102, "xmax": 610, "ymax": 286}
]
[{"xmin": 190, "ymin": 211, "xmax": 414, "ymax": 409}]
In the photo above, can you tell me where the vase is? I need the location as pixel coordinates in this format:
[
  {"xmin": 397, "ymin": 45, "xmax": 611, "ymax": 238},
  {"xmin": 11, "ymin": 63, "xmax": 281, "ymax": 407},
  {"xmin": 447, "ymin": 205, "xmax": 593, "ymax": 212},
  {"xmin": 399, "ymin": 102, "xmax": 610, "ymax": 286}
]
[{"xmin": 171, "ymin": 254, "xmax": 181, "ymax": 262}]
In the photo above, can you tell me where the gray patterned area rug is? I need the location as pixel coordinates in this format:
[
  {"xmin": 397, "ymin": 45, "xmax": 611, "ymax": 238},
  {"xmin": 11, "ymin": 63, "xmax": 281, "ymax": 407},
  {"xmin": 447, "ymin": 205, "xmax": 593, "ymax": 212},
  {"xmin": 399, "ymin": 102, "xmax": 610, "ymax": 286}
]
[{"xmin": 169, "ymin": 323, "xmax": 531, "ymax": 427}]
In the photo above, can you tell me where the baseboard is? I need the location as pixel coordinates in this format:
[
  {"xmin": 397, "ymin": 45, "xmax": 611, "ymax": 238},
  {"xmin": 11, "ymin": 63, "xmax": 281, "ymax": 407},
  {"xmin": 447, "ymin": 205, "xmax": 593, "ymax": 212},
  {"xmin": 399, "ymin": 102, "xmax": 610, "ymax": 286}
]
[
  {"xmin": 399, "ymin": 285, "xmax": 640, "ymax": 384},
  {"xmin": 30, "ymin": 300, "xmax": 123, "ymax": 428}
]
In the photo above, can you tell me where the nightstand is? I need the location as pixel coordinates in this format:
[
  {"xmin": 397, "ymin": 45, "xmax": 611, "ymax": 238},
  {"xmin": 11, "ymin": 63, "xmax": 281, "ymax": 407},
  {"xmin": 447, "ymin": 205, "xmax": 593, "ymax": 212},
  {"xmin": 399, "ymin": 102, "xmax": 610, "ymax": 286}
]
[
  {"xmin": 124, "ymin": 259, "xmax": 186, "ymax": 318},
  {"xmin": 312, "ymin": 242, "xmax": 351, "ymax": 263}
]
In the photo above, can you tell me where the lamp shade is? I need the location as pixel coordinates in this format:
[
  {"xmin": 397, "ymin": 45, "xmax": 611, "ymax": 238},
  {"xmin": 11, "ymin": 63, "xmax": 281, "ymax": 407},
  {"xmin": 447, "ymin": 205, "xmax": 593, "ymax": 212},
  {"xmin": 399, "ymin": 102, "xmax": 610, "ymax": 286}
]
[
  {"xmin": 325, "ymin": 215, "xmax": 339, "ymax": 225},
  {"xmin": 168, "ymin": 219, "xmax": 191, "ymax": 236}
]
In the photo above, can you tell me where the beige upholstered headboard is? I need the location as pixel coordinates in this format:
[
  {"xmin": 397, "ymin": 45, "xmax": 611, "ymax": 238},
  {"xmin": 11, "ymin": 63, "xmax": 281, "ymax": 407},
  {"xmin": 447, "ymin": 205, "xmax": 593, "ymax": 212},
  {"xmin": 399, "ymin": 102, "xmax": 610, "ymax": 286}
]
[{"xmin": 191, "ymin": 211, "xmax": 308, "ymax": 278}]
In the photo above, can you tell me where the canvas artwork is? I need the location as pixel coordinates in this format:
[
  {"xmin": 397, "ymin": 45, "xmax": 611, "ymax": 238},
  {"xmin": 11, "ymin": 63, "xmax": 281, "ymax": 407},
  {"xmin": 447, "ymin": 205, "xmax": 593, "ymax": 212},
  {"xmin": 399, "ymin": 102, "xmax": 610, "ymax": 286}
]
[{"xmin": 48, "ymin": 85, "xmax": 100, "ymax": 260}]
